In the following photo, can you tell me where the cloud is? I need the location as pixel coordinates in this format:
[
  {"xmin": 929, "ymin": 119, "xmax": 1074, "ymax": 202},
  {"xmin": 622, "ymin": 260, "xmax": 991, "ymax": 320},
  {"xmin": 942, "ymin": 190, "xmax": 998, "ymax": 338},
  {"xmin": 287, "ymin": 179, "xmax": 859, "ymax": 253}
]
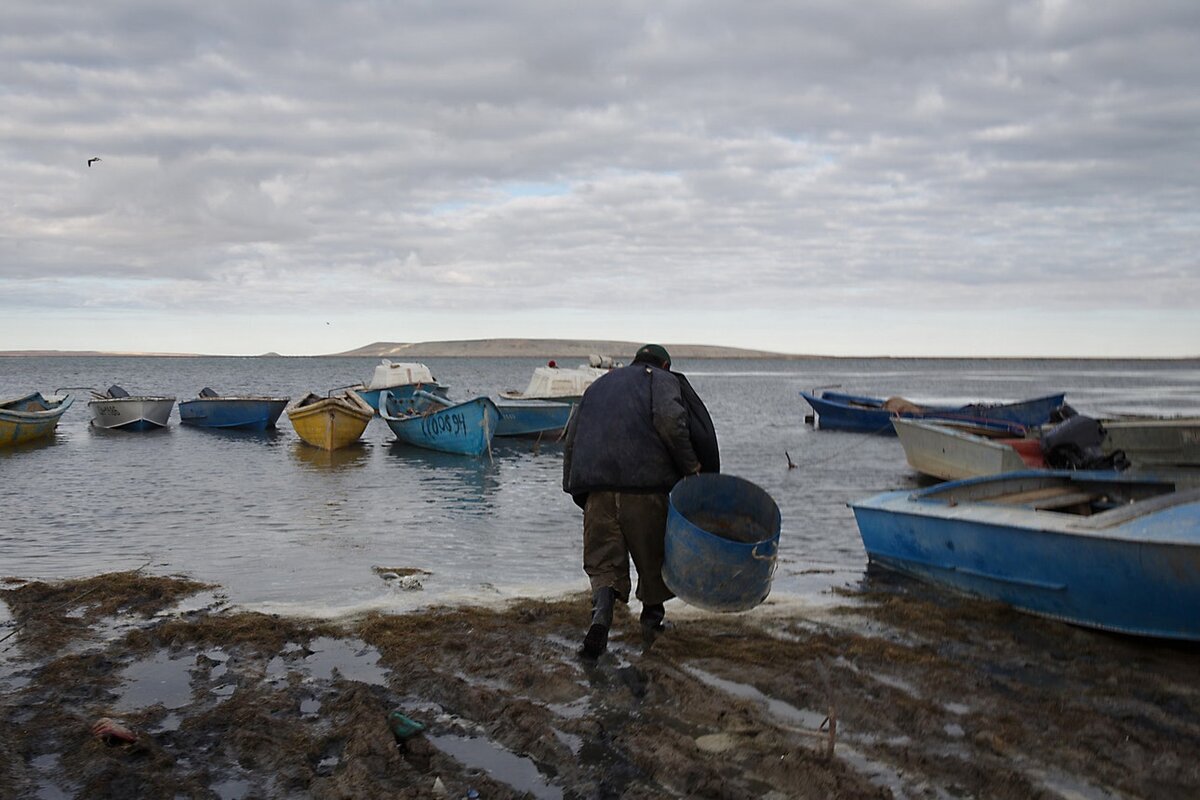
[{"xmin": 0, "ymin": 0, "xmax": 1197, "ymax": 354}]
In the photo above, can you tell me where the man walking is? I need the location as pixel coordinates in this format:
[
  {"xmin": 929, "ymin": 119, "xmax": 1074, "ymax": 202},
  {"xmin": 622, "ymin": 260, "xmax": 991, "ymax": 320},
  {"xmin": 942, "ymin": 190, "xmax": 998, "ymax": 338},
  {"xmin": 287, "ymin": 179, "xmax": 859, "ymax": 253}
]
[{"xmin": 562, "ymin": 344, "xmax": 719, "ymax": 659}]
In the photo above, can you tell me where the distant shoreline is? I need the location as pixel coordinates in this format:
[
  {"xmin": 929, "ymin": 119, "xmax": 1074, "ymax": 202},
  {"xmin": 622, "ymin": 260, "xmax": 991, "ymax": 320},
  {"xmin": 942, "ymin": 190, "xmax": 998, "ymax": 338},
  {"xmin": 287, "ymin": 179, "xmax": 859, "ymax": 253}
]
[{"xmin": 0, "ymin": 338, "xmax": 1195, "ymax": 361}]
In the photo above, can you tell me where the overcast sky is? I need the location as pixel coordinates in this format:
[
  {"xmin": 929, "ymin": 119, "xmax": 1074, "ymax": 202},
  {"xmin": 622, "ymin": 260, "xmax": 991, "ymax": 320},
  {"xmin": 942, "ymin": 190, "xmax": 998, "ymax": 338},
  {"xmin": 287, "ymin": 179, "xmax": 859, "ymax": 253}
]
[{"xmin": 2, "ymin": 1, "xmax": 1197, "ymax": 357}]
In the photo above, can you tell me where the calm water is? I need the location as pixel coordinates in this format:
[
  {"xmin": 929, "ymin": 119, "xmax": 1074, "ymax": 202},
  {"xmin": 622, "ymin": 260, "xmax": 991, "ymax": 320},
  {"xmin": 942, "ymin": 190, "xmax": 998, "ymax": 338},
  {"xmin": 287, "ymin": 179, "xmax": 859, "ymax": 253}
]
[{"xmin": 2, "ymin": 356, "xmax": 1198, "ymax": 618}]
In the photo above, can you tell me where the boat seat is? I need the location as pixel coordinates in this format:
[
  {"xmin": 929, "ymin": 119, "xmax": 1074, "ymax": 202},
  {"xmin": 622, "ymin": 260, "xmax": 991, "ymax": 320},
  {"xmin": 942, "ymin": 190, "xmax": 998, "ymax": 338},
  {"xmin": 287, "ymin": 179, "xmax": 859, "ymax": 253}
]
[
  {"xmin": 199, "ymin": 387, "xmax": 220, "ymax": 398},
  {"xmin": 106, "ymin": 385, "xmax": 130, "ymax": 398}
]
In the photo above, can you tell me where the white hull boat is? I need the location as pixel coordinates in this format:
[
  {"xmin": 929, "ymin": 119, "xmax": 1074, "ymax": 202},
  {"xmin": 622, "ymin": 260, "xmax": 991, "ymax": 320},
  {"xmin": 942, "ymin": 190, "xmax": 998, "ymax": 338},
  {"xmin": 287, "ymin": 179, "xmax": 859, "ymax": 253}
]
[{"xmin": 89, "ymin": 386, "xmax": 175, "ymax": 431}]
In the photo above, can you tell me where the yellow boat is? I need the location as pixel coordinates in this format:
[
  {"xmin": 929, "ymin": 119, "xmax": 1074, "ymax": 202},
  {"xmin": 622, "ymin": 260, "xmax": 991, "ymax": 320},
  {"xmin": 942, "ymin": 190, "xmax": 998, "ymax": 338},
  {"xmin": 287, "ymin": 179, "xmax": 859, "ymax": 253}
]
[
  {"xmin": 286, "ymin": 390, "xmax": 374, "ymax": 450},
  {"xmin": 1, "ymin": 391, "xmax": 74, "ymax": 447}
]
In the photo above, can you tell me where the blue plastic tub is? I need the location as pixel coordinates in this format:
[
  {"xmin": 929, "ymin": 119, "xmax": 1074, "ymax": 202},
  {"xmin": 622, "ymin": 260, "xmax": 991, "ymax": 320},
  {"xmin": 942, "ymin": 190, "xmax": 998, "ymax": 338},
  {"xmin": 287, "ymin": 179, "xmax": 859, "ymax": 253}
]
[{"xmin": 662, "ymin": 473, "xmax": 781, "ymax": 612}]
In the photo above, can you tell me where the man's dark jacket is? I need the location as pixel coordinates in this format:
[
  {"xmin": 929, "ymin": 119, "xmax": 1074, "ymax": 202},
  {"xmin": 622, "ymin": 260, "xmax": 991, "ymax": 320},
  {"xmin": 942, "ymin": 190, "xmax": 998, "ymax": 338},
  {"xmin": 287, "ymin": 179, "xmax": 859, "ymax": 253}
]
[{"xmin": 563, "ymin": 363, "xmax": 717, "ymax": 508}]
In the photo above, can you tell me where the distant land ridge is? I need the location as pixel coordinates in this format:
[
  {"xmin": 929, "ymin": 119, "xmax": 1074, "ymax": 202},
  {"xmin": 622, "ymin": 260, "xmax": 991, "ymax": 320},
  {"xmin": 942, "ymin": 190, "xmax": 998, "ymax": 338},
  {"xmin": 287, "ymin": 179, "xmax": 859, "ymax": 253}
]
[{"xmin": 332, "ymin": 338, "xmax": 803, "ymax": 359}]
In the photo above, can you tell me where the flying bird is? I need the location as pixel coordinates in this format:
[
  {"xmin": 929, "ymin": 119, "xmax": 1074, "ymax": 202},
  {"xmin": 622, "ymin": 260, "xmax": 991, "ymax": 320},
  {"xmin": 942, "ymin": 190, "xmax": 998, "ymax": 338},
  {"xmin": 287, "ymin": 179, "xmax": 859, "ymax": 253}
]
[{"xmin": 87, "ymin": 157, "xmax": 101, "ymax": 167}]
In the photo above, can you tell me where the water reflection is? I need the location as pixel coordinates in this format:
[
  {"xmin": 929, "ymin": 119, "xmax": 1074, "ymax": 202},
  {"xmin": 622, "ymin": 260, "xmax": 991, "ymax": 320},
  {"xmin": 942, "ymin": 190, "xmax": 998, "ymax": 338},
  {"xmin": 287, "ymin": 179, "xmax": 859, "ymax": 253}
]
[
  {"xmin": 290, "ymin": 441, "xmax": 370, "ymax": 470},
  {"xmin": 385, "ymin": 443, "xmax": 501, "ymax": 510}
]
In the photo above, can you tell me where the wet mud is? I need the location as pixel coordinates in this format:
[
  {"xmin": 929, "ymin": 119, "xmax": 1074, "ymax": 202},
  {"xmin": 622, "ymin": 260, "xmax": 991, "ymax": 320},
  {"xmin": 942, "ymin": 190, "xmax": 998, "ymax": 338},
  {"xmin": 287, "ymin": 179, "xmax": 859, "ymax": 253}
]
[{"xmin": 2, "ymin": 569, "xmax": 1199, "ymax": 799}]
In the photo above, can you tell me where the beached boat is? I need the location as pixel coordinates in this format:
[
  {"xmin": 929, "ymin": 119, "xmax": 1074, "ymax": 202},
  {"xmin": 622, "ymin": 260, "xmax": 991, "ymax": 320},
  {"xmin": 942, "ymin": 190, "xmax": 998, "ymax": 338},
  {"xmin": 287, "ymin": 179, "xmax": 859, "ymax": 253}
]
[
  {"xmin": 851, "ymin": 470, "xmax": 1200, "ymax": 641},
  {"xmin": 800, "ymin": 390, "xmax": 1066, "ymax": 434},
  {"xmin": 493, "ymin": 397, "xmax": 573, "ymax": 438},
  {"xmin": 286, "ymin": 390, "xmax": 374, "ymax": 450},
  {"xmin": 0, "ymin": 391, "xmax": 75, "ymax": 446},
  {"xmin": 892, "ymin": 418, "xmax": 1045, "ymax": 481},
  {"xmin": 348, "ymin": 360, "xmax": 449, "ymax": 412},
  {"xmin": 499, "ymin": 356, "xmax": 618, "ymax": 402},
  {"xmin": 380, "ymin": 390, "xmax": 499, "ymax": 456},
  {"xmin": 178, "ymin": 388, "xmax": 290, "ymax": 431},
  {"xmin": 88, "ymin": 386, "xmax": 175, "ymax": 431},
  {"xmin": 1102, "ymin": 418, "xmax": 1200, "ymax": 467}
]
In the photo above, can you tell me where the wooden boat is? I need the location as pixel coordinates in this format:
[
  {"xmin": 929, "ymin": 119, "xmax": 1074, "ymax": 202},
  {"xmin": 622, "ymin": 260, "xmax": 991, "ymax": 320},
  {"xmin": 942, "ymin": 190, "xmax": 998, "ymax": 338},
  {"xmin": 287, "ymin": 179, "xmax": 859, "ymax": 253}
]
[
  {"xmin": 851, "ymin": 470, "xmax": 1200, "ymax": 641},
  {"xmin": 493, "ymin": 397, "xmax": 573, "ymax": 438},
  {"xmin": 348, "ymin": 360, "xmax": 449, "ymax": 412},
  {"xmin": 380, "ymin": 390, "xmax": 499, "ymax": 456},
  {"xmin": 800, "ymin": 390, "xmax": 1066, "ymax": 434},
  {"xmin": 88, "ymin": 386, "xmax": 175, "ymax": 431},
  {"xmin": 0, "ymin": 391, "xmax": 75, "ymax": 446},
  {"xmin": 1102, "ymin": 418, "xmax": 1200, "ymax": 467},
  {"xmin": 178, "ymin": 388, "xmax": 290, "ymax": 431},
  {"xmin": 286, "ymin": 390, "xmax": 374, "ymax": 450},
  {"xmin": 892, "ymin": 418, "xmax": 1045, "ymax": 481},
  {"xmin": 499, "ymin": 356, "xmax": 617, "ymax": 402}
]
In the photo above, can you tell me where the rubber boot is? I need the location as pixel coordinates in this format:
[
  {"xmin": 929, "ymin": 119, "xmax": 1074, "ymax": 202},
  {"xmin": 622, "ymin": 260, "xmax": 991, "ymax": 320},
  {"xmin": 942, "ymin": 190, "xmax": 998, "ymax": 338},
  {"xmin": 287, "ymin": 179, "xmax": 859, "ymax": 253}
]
[
  {"xmin": 640, "ymin": 603, "xmax": 666, "ymax": 650},
  {"xmin": 580, "ymin": 587, "xmax": 616, "ymax": 660}
]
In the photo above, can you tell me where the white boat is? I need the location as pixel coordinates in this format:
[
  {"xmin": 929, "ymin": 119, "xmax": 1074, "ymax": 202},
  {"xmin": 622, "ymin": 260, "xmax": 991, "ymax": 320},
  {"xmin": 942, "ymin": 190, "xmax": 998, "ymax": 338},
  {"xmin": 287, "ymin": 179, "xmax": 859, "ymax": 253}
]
[
  {"xmin": 88, "ymin": 385, "xmax": 175, "ymax": 431},
  {"xmin": 500, "ymin": 355, "xmax": 619, "ymax": 401},
  {"xmin": 1102, "ymin": 418, "xmax": 1200, "ymax": 467},
  {"xmin": 349, "ymin": 360, "xmax": 448, "ymax": 412},
  {"xmin": 892, "ymin": 418, "xmax": 1045, "ymax": 481}
]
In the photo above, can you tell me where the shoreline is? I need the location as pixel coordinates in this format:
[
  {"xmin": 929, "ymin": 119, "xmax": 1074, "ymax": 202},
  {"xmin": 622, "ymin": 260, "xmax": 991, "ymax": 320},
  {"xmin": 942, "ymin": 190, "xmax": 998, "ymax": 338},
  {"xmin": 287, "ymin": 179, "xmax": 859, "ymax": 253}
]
[{"xmin": 3, "ymin": 570, "xmax": 1198, "ymax": 798}]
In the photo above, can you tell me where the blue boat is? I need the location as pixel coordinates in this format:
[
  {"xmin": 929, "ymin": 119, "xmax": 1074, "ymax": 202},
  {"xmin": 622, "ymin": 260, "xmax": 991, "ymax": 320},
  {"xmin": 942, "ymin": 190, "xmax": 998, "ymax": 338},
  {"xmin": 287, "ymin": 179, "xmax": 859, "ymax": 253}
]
[
  {"xmin": 178, "ymin": 388, "xmax": 290, "ymax": 431},
  {"xmin": 851, "ymin": 470, "xmax": 1200, "ymax": 641},
  {"xmin": 349, "ymin": 360, "xmax": 449, "ymax": 412},
  {"xmin": 493, "ymin": 397, "xmax": 573, "ymax": 438},
  {"xmin": 379, "ymin": 390, "xmax": 500, "ymax": 456},
  {"xmin": 801, "ymin": 390, "xmax": 1066, "ymax": 434}
]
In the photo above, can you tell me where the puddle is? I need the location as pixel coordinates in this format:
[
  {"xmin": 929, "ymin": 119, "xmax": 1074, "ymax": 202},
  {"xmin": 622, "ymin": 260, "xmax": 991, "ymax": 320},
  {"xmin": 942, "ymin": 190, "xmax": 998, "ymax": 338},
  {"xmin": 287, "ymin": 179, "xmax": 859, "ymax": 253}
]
[
  {"xmin": 154, "ymin": 712, "xmax": 182, "ymax": 732},
  {"xmin": 302, "ymin": 637, "xmax": 388, "ymax": 685},
  {"xmin": 944, "ymin": 702, "xmax": 970, "ymax": 715},
  {"xmin": 837, "ymin": 742, "xmax": 957, "ymax": 800},
  {"xmin": 551, "ymin": 727, "xmax": 582, "ymax": 754},
  {"xmin": 684, "ymin": 665, "xmax": 829, "ymax": 730},
  {"xmin": 1024, "ymin": 764, "xmax": 1126, "ymax": 800},
  {"xmin": 428, "ymin": 733, "xmax": 563, "ymax": 800},
  {"xmin": 31, "ymin": 753, "xmax": 72, "ymax": 800},
  {"xmin": 943, "ymin": 723, "xmax": 965, "ymax": 738},
  {"xmin": 873, "ymin": 673, "xmax": 920, "ymax": 698},
  {"xmin": 115, "ymin": 650, "xmax": 195, "ymax": 711},
  {"xmin": 300, "ymin": 697, "xmax": 321, "ymax": 715}
]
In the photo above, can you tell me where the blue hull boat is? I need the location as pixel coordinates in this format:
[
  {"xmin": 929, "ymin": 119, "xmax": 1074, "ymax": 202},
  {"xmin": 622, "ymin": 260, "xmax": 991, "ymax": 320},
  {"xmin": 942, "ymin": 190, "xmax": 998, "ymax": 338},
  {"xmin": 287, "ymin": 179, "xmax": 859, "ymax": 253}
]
[
  {"xmin": 851, "ymin": 470, "xmax": 1200, "ymax": 641},
  {"xmin": 179, "ymin": 389, "xmax": 290, "ymax": 431},
  {"xmin": 348, "ymin": 360, "xmax": 449, "ymax": 412},
  {"xmin": 493, "ymin": 398, "xmax": 573, "ymax": 438},
  {"xmin": 380, "ymin": 391, "xmax": 500, "ymax": 456},
  {"xmin": 801, "ymin": 390, "xmax": 1065, "ymax": 434}
]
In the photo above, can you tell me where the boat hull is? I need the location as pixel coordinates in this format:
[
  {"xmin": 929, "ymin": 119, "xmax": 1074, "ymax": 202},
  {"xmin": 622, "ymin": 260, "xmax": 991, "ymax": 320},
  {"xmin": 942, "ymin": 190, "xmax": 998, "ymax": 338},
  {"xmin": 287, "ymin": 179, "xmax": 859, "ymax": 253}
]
[
  {"xmin": 1103, "ymin": 418, "xmax": 1200, "ymax": 467},
  {"xmin": 0, "ymin": 392, "xmax": 74, "ymax": 446},
  {"xmin": 286, "ymin": 392, "xmax": 373, "ymax": 450},
  {"xmin": 179, "ymin": 397, "xmax": 289, "ymax": 430},
  {"xmin": 381, "ymin": 394, "xmax": 500, "ymax": 456},
  {"xmin": 88, "ymin": 397, "xmax": 175, "ymax": 430},
  {"xmin": 851, "ymin": 471, "xmax": 1200, "ymax": 641},
  {"xmin": 356, "ymin": 382, "xmax": 450, "ymax": 413},
  {"xmin": 893, "ymin": 418, "xmax": 1043, "ymax": 481},
  {"xmin": 801, "ymin": 391, "xmax": 1064, "ymax": 434},
  {"xmin": 493, "ymin": 398, "xmax": 573, "ymax": 438}
]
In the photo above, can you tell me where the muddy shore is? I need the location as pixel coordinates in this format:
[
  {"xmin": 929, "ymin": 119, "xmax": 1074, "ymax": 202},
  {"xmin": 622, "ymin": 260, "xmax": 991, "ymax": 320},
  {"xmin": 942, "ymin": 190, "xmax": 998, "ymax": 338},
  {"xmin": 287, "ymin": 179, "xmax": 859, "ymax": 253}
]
[{"xmin": 2, "ymin": 570, "xmax": 1198, "ymax": 799}]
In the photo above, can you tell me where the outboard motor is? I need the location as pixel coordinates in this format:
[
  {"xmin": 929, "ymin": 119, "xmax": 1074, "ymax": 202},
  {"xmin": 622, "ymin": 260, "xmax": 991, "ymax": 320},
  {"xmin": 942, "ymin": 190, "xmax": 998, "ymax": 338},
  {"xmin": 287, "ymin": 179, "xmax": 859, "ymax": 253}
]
[
  {"xmin": 1041, "ymin": 414, "xmax": 1128, "ymax": 471},
  {"xmin": 106, "ymin": 385, "xmax": 131, "ymax": 398}
]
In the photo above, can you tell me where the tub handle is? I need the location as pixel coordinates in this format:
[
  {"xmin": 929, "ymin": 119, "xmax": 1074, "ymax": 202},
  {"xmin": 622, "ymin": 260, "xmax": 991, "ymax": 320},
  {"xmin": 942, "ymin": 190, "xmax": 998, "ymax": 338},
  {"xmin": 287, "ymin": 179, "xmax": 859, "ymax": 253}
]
[{"xmin": 751, "ymin": 541, "xmax": 777, "ymax": 561}]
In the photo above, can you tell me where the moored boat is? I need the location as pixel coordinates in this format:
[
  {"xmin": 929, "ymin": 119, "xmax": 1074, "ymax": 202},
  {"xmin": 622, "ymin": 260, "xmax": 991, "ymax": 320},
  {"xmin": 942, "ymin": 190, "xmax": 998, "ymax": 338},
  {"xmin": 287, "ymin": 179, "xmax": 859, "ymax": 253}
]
[
  {"xmin": 801, "ymin": 390, "xmax": 1066, "ymax": 434},
  {"xmin": 88, "ymin": 386, "xmax": 175, "ymax": 431},
  {"xmin": 349, "ymin": 360, "xmax": 449, "ymax": 412},
  {"xmin": 380, "ymin": 390, "xmax": 499, "ymax": 456},
  {"xmin": 286, "ymin": 390, "xmax": 374, "ymax": 450},
  {"xmin": 1102, "ymin": 418, "xmax": 1200, "ymax": 467},
  {"xmin": 493, "ymin": 397, "xmax": 573, "ymax": 438},
  {"xmin": 892, "ymin": 418, "xmax": 1044, "ymax": 481},
  {"xmin": 499, "ymin": 355, "xmax": 618, "ymax": 402},
  {"xmin": 179, "ymin": 388, "xmax": 290, "ymax": 431},
  {"xmin": 851, "ymin": 470, "xmax": 1200, "ymax": 641},
  {"xmin": 0, "ymin": 391, "xmax": 75, "ymax": 446}
]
